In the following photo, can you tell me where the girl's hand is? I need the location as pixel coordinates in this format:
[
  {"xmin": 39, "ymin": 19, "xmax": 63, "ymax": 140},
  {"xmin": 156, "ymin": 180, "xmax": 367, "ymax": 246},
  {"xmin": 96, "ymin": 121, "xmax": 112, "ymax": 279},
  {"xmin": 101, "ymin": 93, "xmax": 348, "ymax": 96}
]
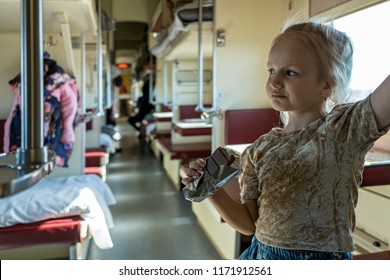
[{"xmin": 181, "ymin": 158, "xmax": 206, "ymax": 185}]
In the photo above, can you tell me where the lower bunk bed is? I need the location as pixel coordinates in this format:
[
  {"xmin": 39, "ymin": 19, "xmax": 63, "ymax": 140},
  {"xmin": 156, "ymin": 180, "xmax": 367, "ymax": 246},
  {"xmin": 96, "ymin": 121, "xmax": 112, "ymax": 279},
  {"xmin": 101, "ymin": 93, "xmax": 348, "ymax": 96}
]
[
  {"xmin": 0, "ymin": 216, "xmax": 89, "ymax": 259},
  {"xmin": 0, "ymin": 174, "xmax": 116, "ymax": 259}
]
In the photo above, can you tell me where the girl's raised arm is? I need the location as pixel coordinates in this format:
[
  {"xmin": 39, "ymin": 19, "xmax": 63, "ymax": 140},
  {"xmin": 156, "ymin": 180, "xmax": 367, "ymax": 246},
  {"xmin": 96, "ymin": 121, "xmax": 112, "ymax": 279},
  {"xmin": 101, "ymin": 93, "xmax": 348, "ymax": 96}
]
[{"xmin": 370, "ymin": 75, "xmax": 390, "ymax": 130}]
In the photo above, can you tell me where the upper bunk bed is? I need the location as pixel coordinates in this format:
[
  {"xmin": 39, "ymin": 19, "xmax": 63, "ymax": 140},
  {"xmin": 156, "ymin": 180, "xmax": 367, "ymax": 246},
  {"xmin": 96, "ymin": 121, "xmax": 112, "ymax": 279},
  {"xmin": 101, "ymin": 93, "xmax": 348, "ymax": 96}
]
[
  {"xmin": 150, "ymin": 0, "xmax": 214, "ymax": 60},
  {"xmin": 0, "ymin": 0, "xmax": 97, "ymax": 34}
]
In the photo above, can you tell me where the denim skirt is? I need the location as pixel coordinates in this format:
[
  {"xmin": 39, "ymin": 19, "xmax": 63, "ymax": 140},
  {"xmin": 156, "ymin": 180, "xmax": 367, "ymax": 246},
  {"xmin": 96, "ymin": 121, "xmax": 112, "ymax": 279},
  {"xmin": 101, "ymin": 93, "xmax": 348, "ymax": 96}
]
[{"xmin": 239, "ymin": 236, "xmax": 352, "ymax": 260}]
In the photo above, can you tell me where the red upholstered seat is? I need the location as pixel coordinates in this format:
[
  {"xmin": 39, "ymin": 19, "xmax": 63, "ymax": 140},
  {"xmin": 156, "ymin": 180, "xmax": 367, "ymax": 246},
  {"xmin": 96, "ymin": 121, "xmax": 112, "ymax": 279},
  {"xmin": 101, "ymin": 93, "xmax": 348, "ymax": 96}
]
[
  {"xmin": 85, "ymin": 108, "xmax": 94, "ymax": 131},
  {"xmin": 157, "ymin": 138, "xmax": 211, "ymax": 160},
  {"xmin": 0, "ymin": 119, "xmax": 5, "ymax": 153},
  {"xmin": 86, "ymin": 147, "xmax": 109, "ymax": 153},
  {"xmin": 353, "ymin": 250, "xmax": 390, "ymax": 260},
  {"xmin": 172, "ymin": 125, "xmax": 211, "ymax": 136},
  {"xmin": 154, "ymin": 115, "xmax": 172, "ymax": 122},
  {"xmin": 85, "ymin": 151, "xmax": 109, "ymax": 167},
  {"xmin": 0, "ymin": 216, "xmax": 85, "ymax": 250},
  {"xmin": 225, "ymin": 108, "xmax": 280, "ymax": 145},
  {"xmin": 0, "ymin": 121, "xmax": 88, "ymax": 253},
  {"xmin": 160, "ymin": 104, "xmax": 171, "ymax": 112},
  {"xmin": 179, "ymin": 105, "xmax": 203, "ymax": 120},
  {"xmin": 84, "ymin": 166, "xmax": 106, "ymax": 181},
  {"xmin": 361, "ymin": 165, "xmax": 390, "ymax": 187},
  {"xmin": 178, "ymin": 104, "xmax": 211, "ymax": 120},
  {"xmin": 150, "ymin": 129, "xmax": 171, "ymax": 139}
]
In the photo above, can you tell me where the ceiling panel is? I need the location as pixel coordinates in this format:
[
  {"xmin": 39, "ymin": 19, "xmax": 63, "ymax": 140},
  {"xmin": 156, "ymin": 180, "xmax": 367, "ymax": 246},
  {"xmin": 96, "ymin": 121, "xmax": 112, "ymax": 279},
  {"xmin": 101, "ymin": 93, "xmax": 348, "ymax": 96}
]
[{"xmin": 0, "ymin": 0, "xmax": 97, "ymax": 33}]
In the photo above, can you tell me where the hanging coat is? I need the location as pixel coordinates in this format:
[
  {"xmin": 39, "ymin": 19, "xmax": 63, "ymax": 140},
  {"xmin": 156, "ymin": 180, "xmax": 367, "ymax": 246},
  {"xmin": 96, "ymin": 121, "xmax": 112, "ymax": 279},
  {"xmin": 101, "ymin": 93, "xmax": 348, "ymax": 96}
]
[{"xmin": 3, "ymin": 59, "xmax": 79, "ymax": 167}]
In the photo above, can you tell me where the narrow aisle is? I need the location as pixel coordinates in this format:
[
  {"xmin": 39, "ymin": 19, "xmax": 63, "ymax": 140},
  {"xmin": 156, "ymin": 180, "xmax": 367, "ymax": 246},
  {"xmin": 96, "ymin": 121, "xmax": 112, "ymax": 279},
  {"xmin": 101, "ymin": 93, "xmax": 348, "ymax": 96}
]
[{"xmin": 88, "ymin": 119, "xmax": 221, "ymax": 260}]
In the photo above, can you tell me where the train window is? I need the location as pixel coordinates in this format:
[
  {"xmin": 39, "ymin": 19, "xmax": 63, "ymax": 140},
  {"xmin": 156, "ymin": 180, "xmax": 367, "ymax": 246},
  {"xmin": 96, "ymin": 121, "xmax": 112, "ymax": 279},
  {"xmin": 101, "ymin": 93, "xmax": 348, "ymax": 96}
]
[
  {"xmin": 333, "ymin": 2, "xmax": 390, "ymax": 153},
  {"xmin": 310, "ymin": 0, "xmax": 351, "ymax": 17},
  {"xmin": 332, "ymin": 1, "xmax": 390, "ymax": 103}
]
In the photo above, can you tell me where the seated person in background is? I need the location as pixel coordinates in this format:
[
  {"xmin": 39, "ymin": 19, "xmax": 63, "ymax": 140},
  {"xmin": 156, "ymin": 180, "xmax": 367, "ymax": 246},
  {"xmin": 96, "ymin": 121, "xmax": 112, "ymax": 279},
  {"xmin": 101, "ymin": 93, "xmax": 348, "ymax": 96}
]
[
  {"xmin": 128, "ymin": 92, "xmax": 154, "ymax": 132},
  {"xmin": 128, "ymin": 59, "xmax": 155, "ymax": 136}
]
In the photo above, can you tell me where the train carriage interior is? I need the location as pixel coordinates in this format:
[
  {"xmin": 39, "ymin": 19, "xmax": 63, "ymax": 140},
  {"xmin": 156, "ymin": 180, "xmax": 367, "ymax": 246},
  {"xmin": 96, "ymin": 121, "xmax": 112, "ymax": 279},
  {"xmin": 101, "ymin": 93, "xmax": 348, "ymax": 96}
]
[{"xmin": 0, "ymin": 0, "xmax": 389, "ymax": 260}]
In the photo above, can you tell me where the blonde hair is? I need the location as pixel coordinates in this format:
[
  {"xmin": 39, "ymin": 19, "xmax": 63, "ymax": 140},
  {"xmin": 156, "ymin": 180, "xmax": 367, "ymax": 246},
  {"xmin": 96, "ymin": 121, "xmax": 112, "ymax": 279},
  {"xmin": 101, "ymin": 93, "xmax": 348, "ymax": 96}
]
[{"xmin": 274, "ymin": 20, "xmax": 354, "ymax": 125}]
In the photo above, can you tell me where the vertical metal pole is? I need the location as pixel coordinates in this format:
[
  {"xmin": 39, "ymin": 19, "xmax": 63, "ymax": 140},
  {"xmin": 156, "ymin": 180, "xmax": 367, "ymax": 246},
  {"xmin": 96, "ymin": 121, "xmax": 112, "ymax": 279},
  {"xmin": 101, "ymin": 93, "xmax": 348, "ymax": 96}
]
[
  {"xmin": 161, "ymin": 0, "xmax": 167, "ymax": 34},
  {"xmin": 211, "ymin": 0, "xmax": 217, "ymax": 150},
  {"xmin": 163, "ymin": 61, "xmax": 168, "ymax": 106},
  {"xmin": 172, "ymin": 60, "xmax": 178, "ymax": 122},
  {"xmin": 106, "ymin": 52, "xmax": 113, "ymax": 109},
  {"xmin": 19, "ymin": 0, "xmax": 47, "ymax": 166},
  {"xmin": 149, "ymin": 54, "xmax": 154, "ymax": 104},
  {"xmin": 81, "ymin": 33, "xmax": 87, "ymax": 115},
  {"xmin": 80, "ymin": 32, "xmax": 87, "ymax": 173},
  {"xmin": 195, "ymin": 0, "xmax": 204, "ymax": 112},
  {"xmin": 96, "ymin": 0, "xmax": 104, "ymax": 115},
  {"xmin": 105, "ymin": 1, "xmax": 114, "ymax": 111}
]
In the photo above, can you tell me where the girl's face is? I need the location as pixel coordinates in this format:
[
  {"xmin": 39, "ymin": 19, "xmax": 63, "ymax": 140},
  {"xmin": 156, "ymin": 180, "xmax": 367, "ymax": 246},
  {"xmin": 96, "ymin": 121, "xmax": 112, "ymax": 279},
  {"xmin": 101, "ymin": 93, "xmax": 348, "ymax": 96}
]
[{"xmin": 266, "ymin": 36, "xmax": 330, "ymax": 116}]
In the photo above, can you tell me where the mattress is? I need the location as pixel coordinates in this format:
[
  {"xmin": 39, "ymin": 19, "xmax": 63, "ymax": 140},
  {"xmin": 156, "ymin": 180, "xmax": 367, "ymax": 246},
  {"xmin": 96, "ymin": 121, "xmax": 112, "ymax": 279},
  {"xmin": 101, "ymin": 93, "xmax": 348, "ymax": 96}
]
[
  {"xmin": 0, "ymin": 216, "xmax": 88, "ymax": 250},
  {"xmin": 176, "ymin": 1, "xmax": 213, "ymax": 26},
  {"xmin": 0, "ymin": 174, "xmax": 116, "ymax": 249},
  {"xmin": 151, "ymin": 1, "xmax": 214, "ymax": 58}
]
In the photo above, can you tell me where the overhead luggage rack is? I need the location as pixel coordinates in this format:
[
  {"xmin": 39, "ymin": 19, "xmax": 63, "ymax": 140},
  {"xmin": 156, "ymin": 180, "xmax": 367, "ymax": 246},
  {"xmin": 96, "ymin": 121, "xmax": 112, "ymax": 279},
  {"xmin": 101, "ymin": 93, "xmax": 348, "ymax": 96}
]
[
  {"xmin": 150, "ymin": 0, "xmax": 214, "ymax": 60},
  {"xmin": 0, "ymin": 0, "xmax": 97, "ymax": 34}
]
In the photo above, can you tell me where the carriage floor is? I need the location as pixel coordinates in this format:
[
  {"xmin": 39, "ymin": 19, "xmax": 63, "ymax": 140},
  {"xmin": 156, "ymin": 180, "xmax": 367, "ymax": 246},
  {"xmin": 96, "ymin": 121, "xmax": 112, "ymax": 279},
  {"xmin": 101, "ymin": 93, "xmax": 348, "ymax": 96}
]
[{"xmin": 87, "ymin": 118, "xmax": 221, "ymax": 260}]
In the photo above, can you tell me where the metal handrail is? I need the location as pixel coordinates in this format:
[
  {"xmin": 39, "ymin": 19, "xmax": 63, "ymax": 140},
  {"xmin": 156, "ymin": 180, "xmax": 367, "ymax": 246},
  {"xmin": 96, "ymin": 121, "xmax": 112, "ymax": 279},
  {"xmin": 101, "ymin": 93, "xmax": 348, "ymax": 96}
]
[
  {"xmin": 163, "ymin": 61, "xmax": 169, "ymax": 106},
  {"xmin": 21, "ymin": 0, "xmax": 44, "ymax": 158},
  {"xmin": 195, "ymin": 0, "xmax": 219, "ymax": 120},
  {"xmin": 0, "ymin": 0, "xmax": 56, "ymax": 197},
  {"xmin": 96, "ymin": 0, "xmax": 104, "ymax": 116},
  {"xmin": 195, "ymin": 0, "xmax": 205, "ymax": 112}
]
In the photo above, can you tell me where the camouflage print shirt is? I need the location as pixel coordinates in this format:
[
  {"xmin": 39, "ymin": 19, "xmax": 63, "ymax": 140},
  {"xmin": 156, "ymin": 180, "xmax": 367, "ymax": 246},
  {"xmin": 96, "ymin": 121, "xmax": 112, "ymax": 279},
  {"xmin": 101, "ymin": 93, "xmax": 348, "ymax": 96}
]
[{"xmin": 239, "ymin": 96, "xmax": 390, "ymax": 252}]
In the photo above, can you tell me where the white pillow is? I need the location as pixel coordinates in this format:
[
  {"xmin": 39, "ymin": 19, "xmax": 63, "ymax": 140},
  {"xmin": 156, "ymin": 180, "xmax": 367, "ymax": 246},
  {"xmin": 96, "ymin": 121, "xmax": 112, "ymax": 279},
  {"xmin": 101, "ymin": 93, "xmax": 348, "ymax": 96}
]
[{"xmin": 0, "ymin": 174, "xmax": 116, "ymax": 249}]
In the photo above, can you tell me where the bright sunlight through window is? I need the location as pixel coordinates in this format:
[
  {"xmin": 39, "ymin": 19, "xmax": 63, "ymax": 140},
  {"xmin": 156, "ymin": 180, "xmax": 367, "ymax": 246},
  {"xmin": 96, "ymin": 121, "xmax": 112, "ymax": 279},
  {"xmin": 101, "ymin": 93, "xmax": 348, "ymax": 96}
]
[{"xmin": 332, "ymin": 1, "xmax": 390, "ymax": 102}]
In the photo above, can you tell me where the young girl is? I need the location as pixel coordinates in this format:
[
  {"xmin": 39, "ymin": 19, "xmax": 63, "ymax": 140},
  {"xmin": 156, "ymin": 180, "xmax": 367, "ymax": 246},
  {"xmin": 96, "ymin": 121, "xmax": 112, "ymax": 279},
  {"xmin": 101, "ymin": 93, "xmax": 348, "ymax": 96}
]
[{"xmin": 182, "ymin": 21, "xmax": 390, "ymax": 260}]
